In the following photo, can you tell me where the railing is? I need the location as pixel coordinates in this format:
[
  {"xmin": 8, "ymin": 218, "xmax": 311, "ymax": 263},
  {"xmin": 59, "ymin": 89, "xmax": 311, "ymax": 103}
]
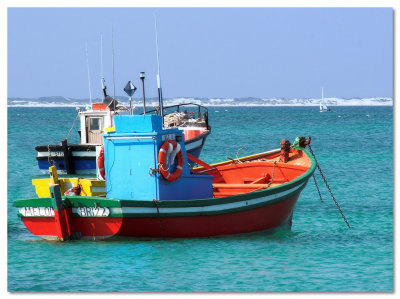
[
  {"xmin": 141, "ymin": 102, "xmax": 209, "ymax": 129},
  {"xmin": 142, "ymin": 102, "xmax": 207, "ymax": 116}
]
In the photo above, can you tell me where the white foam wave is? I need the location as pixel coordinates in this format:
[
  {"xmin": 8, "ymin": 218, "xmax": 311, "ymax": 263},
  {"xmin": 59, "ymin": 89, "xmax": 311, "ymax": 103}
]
[{"xmin": 7, "ymin": 97, "xmax": 392, "ymax": 107}]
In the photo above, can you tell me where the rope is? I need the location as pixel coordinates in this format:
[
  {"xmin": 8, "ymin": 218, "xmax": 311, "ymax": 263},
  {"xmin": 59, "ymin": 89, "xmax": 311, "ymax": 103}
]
[
  {"xmin": 308, "ymin": 144, "xmax": 351, "ymax": 229},
  {"xmin": 312, "ymin": 174, "xmax": 324, "ymax": 203},
  {"xmin": 65, "ymin": 113, "xmax": 80, "ymax": 140},
  {"xmin": 267, "ymin": 160, "xmax": 277, "ymax": 188},
  {"xmin": 163, "ymin": 112, "xmax": 186, "ymax": 127},
  {"xmin": 235, "ymin": 147, "xmax": 245, "ymax": 163},
  {"xmin": 48, "ymin": 145, "xmax": 54, "ymax": 166},
  {"xmin": 153, "ymin": 199, "xmax": 165, "ymax": 238}
]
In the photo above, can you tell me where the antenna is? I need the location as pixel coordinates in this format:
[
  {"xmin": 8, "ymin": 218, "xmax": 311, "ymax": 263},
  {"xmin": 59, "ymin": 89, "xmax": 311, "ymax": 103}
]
[
  {"xmin": 140, "ymin": 72, "xmax": 146, "ymax": 114},
  {"xmin": 100, "ymin": 34, "xmax": 107, "ymax": 100},
  {"xmin": 85, "ymin": 42, "xmax": 93, "ymax": 106},
  {"xmin": 100, "ymin": 33, "xmax": 113, "ymax": 126},
  {"xmin": 154, "ymin": 14, "xmax": 164, "ymax": 124},
  {"xmin": 101, "ymin": 34, "xmax": 103, "ymax": 81},
  {"xmin": 111, "ymin": 23, "xmax": 116, "ymax": 111}
]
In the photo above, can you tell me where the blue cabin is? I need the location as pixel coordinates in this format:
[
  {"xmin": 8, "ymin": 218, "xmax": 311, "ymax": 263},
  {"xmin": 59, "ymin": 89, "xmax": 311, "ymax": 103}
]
[{"xmin": 103, "ymin": 115, "xmax": 213, "ymax": 201}]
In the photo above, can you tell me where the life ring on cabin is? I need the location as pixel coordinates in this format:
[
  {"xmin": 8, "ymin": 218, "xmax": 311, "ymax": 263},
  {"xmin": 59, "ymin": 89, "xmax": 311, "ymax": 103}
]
[
  {"xmin": 158, "ymin": 140, "xmax": 184, "ymax": 181},
  {"xmin": 97, "ymin": 145, "xmax": 105, "ymax": 180}
]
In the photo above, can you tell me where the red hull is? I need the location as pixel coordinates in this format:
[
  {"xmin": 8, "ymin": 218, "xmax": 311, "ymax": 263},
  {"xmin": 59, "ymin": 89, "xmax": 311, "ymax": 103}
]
[
  {"xmin": 21, "ymin": 193, "xmax": 299, "ymax": 240},
  {"xmin": 22, "ymin": 216, "xmax": 122, "ymax": 240},
  {"xmin": 117, "ymin": 193, "xmax": 299, "ymax": 238}
]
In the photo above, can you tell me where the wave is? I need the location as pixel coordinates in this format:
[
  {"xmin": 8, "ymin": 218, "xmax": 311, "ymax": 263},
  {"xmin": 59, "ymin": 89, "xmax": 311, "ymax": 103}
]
[{"xmin": 7, "ymin": 96, "xmax": 393, "ymax": 107}]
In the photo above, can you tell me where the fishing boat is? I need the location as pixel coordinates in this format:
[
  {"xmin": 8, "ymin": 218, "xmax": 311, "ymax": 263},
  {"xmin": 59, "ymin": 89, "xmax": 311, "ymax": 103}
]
[
  {"xmin": 14, "ymin": 113, "xmax": 315, "ymax": 240},
  {"xmin": 34, "ymin": 101, "xmax": 210, "ymax": 174},
  {"xmin": 36, "ymin": 23, "xmax": 211, "ymax": 175}
]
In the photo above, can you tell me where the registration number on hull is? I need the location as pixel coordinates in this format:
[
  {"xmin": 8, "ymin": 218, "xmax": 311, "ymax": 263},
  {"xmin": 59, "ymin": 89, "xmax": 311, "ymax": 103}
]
[
  {"xmin": 19, "ymin": 207, "xmax": 55, "ymax": 217},
  {"xmin": 18, "ymin": 207, "xmax": 110, "ymax": 217},
  {"xmin": 73, "ymin": 207, "xmax": 110, "ymax": 217}
]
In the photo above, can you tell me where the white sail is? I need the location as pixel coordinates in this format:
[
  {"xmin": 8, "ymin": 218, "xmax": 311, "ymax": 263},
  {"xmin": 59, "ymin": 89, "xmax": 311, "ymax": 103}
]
[
  {"xmin": 320, "ymin": 87, "xmax": 330, "ymax": 112},
  {"xmin": 322, "ymin": 100, "xmax": 328, "ymax": 110}
]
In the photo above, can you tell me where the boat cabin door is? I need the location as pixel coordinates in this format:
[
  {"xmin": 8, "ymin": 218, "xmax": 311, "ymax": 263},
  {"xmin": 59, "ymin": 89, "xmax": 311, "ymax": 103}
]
[{"xmin": 87, "ymin": 116, "xmax": 104, "ymax": 144}]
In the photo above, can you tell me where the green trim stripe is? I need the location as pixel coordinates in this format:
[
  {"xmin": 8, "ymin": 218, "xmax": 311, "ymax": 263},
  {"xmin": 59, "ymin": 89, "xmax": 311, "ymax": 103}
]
[
  {"xmin": 14, "ymin": 147, "xmax": 316, "ymax": 218},
  {"xmin": 117, "ymin": 180, "xmax": 308, "ymax": 217}
]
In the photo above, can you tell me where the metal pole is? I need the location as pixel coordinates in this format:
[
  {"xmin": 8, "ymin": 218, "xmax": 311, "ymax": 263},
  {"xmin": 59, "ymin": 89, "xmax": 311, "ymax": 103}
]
[
  {"xmin": 154, "ymin": 15, "xmax": 164, "ymax": 125},
  {"xmin": 85, "ymin": 42, "xmax": 92, "ymax": 106},
  {"xmin": 140, "ymin": 72, "xmax": 146, "ymax": 114},
  {"xmin": 111, "ymin": 23, "xmax": 116, "ymax": 111}
]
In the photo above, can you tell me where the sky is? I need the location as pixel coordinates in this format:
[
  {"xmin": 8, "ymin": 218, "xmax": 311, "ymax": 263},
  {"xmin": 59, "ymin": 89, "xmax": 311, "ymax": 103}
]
[{"xmin": 7, "ymin": 7, "xmax": 393, "ymax": 99}]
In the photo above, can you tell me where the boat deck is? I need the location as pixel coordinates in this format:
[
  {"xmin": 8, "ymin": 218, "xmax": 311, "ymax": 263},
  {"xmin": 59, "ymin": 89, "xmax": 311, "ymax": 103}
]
[{"xmin": 193, "ymin": 149, "xmax": 311, "ymax": 198}]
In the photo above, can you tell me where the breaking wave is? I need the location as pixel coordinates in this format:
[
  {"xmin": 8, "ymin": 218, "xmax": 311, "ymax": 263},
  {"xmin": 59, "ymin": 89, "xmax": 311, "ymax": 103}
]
[{"xmin": 7, "ymin": 96, "xmax": 393, "ymax": 107}]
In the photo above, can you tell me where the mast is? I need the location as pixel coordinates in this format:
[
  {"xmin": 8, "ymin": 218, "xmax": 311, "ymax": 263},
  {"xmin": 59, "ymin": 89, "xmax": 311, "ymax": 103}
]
[
  {"xmin": 320, "ymin": 87, "xmax": 324, "ymax": 111},
  {"xmin": 154, "ymin": 15, "xmax": 164, "ymax": 125},
  {"xmin": 85, "ymin": 41, "xmax": 93, "ymax": 106},
  {"xmin": 322, "ymin": 87, "xmax": 328, "ymax": 110},
  {"xmin": 101, "ymin": 33, "xmax": 112, "ymax": 125},
  {"xmin": 111, "ymin": 23, "xmax": 116, "ymax": 112},
  {"xmin": 322, "ymin": 87, "xmax": 324, "ymax": 101},
  {"xmin": 100, "ymin": 34, "xmax": 107, "ymax": 100}
]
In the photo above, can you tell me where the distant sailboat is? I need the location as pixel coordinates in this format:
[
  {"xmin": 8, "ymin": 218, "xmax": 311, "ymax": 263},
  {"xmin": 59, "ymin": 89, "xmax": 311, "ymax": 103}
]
[{"xmin": 319, "ymin": 87, "xmax": 331, "ymax": 112}]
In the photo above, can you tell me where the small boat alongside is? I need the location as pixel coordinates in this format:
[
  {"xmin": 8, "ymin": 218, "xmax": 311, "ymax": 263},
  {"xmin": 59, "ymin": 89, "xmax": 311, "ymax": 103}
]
[
  {"xmin": 35, "ymin": 102, "xmax": 117, "ymax": 174},
  {"xmin": 15, "ymin": 114, "xmax": 315, "ymax": 240},
  {"xmin": 35, "ymin": 24, "xmax": 214, "ymax": 175},
  {"xmin": 35, "ymin": 101, "xmax": 210, "ymax": 174}
]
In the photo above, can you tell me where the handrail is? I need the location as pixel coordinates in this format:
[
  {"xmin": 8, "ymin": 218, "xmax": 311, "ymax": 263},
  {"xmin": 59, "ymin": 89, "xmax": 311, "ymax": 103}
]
[
  {"xmin": 139, "ymin": 102, "xmax": 208, "ymax": 115},
  {"xmin": 212, "ymin": 184, "xmax": 270, "ymax": 189}
]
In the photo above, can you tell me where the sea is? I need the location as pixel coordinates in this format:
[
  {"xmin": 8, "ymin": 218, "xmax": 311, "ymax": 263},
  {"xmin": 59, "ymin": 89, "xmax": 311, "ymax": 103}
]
[{"xmin": 6, "ymin": 103, "xmax": 393, "ymax": 292}]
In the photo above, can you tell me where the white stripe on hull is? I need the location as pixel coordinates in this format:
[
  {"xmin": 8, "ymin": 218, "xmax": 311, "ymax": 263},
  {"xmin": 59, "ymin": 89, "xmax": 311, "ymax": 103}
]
[
  {"xmin": 38, "ymin": 139, "xmax": 203, "ymax": 157},
  {"xmin": 37, "ymin": 151, "xmax": 97, "ymax": 157},
  {"xmin": 110, "ymin": 181, "xmax": 305, "ymax": 215},
  {"xmin": 185, "ymin": 138, "xmax": 203, "ymax": 151}
]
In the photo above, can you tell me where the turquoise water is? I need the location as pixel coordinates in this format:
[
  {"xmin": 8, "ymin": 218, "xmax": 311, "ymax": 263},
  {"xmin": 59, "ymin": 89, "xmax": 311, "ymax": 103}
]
[{"xmin": 7, "ymin": 106, "xmax": 393, "ymax": 292}]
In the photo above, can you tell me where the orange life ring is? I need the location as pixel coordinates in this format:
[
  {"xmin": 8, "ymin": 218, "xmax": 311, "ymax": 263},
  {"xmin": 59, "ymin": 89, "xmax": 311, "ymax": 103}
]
[
  {"xmin": 158, "ymin": 140, "xmax": 184, "ymax": 181},
  {"xmin": 97, "ymin": 145, "xmax": 105, "ymax": 180}
]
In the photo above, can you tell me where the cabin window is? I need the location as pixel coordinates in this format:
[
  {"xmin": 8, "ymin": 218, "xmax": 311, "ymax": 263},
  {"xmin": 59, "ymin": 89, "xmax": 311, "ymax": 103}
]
[
  {"xmin": 86, "ymin": 116, "xmax": 104, "ymax": 144},
  {"xmin": 89, "ymin": 118, "xmax": 102, "ymax": 131}
]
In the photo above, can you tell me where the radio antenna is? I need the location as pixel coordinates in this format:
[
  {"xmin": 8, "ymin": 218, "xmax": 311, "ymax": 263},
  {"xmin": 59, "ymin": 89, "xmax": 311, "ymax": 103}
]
[
  {"xmin": 154, "ymin": 14, "xmax": 164, "ymax": 124},
  {"xmin": 85, "ymin": 41, "xmax": 93, "ymax": 106},
  {"xmin": 100, "ymin": 34, "xmax": 107, "ymax": 100},
  {"xmin": 111, "ymin": 23, "xmax": 116, "ymax": 111}
]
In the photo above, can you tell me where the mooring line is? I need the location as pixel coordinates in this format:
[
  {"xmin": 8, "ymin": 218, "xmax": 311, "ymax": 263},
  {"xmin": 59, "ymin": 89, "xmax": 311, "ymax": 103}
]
[
  {"xmin": 65, "ymin": 113, "xmax": 80, "ymax": 141},
  {"xmin": 308, "ymin": 145, "xmax": 351, "ymax": 229},
  {"xmin": 312, "ymin": 174, "xmax": 324, "ymax": 203},
  {"xmin": 153, "ymin": 199, "xmax": 165, "ymax": 239}
]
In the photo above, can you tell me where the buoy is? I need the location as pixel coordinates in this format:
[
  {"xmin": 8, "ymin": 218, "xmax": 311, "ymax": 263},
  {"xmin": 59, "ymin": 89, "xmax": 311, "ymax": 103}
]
[
  {"xmin": 97, "ymin": 145, "xmax": 105, "ymax": 180},
  {"xmin": 158, "ymin": 140, "xmax": 184, "ymax": 181}
]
